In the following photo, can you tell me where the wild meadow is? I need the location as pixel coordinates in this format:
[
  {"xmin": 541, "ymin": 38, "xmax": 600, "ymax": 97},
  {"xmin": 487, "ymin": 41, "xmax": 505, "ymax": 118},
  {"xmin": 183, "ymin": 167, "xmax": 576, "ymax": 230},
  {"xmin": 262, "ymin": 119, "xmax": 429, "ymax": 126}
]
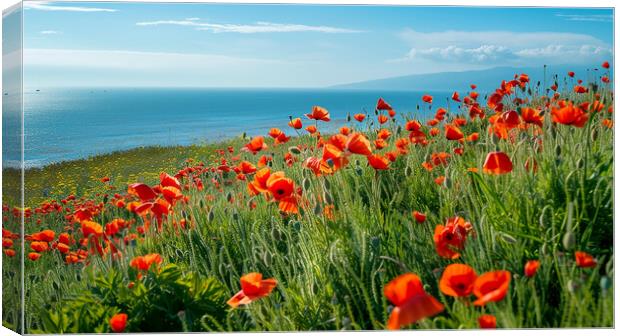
[{"xmin": 1, "ymin": 64, "xmax": 614, "ymax": 333}]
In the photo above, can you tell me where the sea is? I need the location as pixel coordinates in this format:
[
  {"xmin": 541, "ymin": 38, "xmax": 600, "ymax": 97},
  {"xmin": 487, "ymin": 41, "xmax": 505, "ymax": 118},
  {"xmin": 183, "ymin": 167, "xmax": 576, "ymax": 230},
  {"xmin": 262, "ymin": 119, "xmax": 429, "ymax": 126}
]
[{"xmin": 3, "ymin": 88, "xmax": 451, "ymax": 168}]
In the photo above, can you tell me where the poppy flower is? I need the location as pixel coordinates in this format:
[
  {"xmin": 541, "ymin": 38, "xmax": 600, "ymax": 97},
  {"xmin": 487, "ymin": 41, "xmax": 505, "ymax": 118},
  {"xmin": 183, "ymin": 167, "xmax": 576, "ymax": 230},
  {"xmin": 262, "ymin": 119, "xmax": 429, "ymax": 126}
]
[
  {"xmin": 482, "ymin": 152, "xmax": 513, "ymax": 175},
  {"xmin": 472, "ymin": 270, "xmax": 511, "ymax": 306},
  {"xmin": 574, "ymin": 85, "xmax": 588, "ymax": 94},
  {"xmin": 377, "ymin": 129, "xmax": 392, "ymax": 140},
  {"xmin": 568, "ymin": 71, "xmax": 575, "ymax": 78},
  {"xmin": 160, "ymin": 172, "xmax": 181, "ymax": 190},
  {"xmin": 378, "ymin": 114, "xmax": 389, "ymax": 124},
  {"xmin": 57, "ymin": 243, "xmax": 70, "ymax": 254},
  {"xmin": 110, "ymin": 313, "xmax": 128, "ymax": 333},
  {"xmin": 367, "ymin": 154, "xmax": 390, "ymax": 170},
  {"xmin": 376, "ymin": 97, "xmax": 393, "ymax": 111},
  {"xmin": 237, "ymin": 161, "xmax": 257, "ymax": 175},
  {"xmin": 383, "ymin": 273, "xmax": 444, "ymax": 330},
  {"xmin": 466, "ymin": 133, "xmax": 479, "ymax": 142},
  {"xmin": 422, "ymin": 95, "xmax": 433, "ymax": 104},
  {"xmin": 289, "ymin": 118, "xmax": 303, "ymax": 129},
  {"xmin": 306, "ymin": 106, "xmax": 330, "ymax": 121},
  {"xmin": 439, "ymin": 263, "xmax": 477, "ymax": 297},
  {"xmin": 405, "ymin": 120, "xmax": 421, "ymax": 132},
  {"xmin": 478, "ymin": 315, "xmax": 497, "ymax": 328},
  {"xmin": 429, "ymin": 128, "xmax": 440, "ymax": 137},
  {"xmin": 575, "ymin": 251, "xmax": 596, "ymax": 268},
  {"xmin": 274, "ymin": 132, "xmax": 291, "ymax": 145},
  {"xmin": 434, "ymin": 176, "xmax": 445, "ymax": 185},
  {"xmin": 4, "ymin": 249, "xmax": 16, "ymax": 257},
  {"xmin": 30, "ymin": 241, "xmax": 48, "ymax": 252},
  {"xmin": 433, "ymin": 217, "xmax": 472, "ymax": 259},
  {"xmin": 451, "ymin": 92, "xmax": 461, "ymax": 102},
  {"xmin": 303, "ymin": 157, "xmax": 332, "ymax": 176},
  {"xmin": 305, "ymin": 125, "xmax": 317, "ymax": 134},
  {"xmin": 435, "ymin": 108, "xmax": 447, "ymax": 120},
  {"xmin": 551, "ymin": 102, "xmax": 588, "ymax": 127},
  {"xmin": 354, "ymin": 113, "xmax": 366, "ymax": 122},
  {"xmin": 268, "ymin": 128, "xmax": 283, "ymax": 138},
  {"xmin": 2, "ymin": 238, "xmax": 13, "ymax": 249},
  {"xmin": 128, "ymin": 183, "xmax": 157, "ymax": 202},
  {"xmin": 227, "ymin": 272, "xmax": 277, "ymax": 308},
  {"xmin": 521, "ymin": 107, "xmax": 543, "ymax": 127},
  {"xmin": 28, "ymin": 252, "xmax": 41, "ymax": 261},
  {"xmin": 266, "ymin": 176, "xmax": 295, "ymax": 201},
  {"xmin": 412, "ymin": 211, "xmax": 426, "ymax": 223},
  {"xmin": 339, "ymin": 126, "xmax": 351, "ymax": 136},
  {"xmin": 602, "ymin": 61, "xmax": 610, "ymax": 69},
  {"xmin": 524, "ymin": 260, "xmax": 540, "ymax": 277},
  {"xmin": 445, "ymin": 124, "xmax": 464, "ymax": 140},
  {"xmin": 346, "ymin": 133, "xmax": 372, "ymax": 156},
  {"xmin": 81, "ymin": 220, "xmax": 103, "ymax": 238},
  {"xmin": 130, "ymin": 253, "xmax": 163, "ymax": 271},
  {"xmin": 601, "ymin": 76, "xmax": 610, "ymax": 84},
  {"xmin": 26, "ymin": 229, "xmax": 55, "ymax": 242},
  {"xmin": 242, "ymin": 136, "xmax": 268, "ymax": 154},
  {"xmin": 374, "ymin": 138, "xmax": 387, "ymax": 150}
]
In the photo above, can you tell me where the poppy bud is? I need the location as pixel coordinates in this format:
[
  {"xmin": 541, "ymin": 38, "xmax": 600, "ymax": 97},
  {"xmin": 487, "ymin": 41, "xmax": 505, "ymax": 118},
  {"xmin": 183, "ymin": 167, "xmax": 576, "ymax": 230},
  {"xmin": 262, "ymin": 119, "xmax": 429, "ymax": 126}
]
[
  {"xmin": 292, "ymin": 220, "xmax": 301, "ymax": 231},
  {"xmin": 263, "ymin": 251, "xmax": 272, "ymax": 267},
  {"xmin": 302, "ymin": 178, "xmax": 311, "ymax": 192},
  {"xmin": 323, "ymin": 192, "xmax": 333, "ymax": 204},
  {"xmin": 370, "ymin": 236, "xmax": 380, "ymax": 250},
  {"xmin": 554, "ymin": 144, "xmax": 562, "ymax": 157},
  {"xmin": 562, "ymin": 231, "xmax": 575, "ymax": 250},
  {"xmin": 314, "ymin": 204, "xmax": 322, "ymax": 216},
  {"xmin": 208, "ymin": 209, "xmax": 215, "ymax": 222},
  {"xmin": 232, "ymin": 211, "xmax": 239, "ymax": 221},
  {"xmin": 577, "ymin": 158, "xmax": 584, "ymax": 169},
  {"xmin": 288, "ymin": 146, "xmax": 301, "ymax": 155},
  {"xmin": 600, "ymin": 276, "xmax": 611, "ymax": 293},
  {"xmin": 355, "ymin": 167, "xmax": 363, "ymax": 176},
  {"xmin": 346, "ymin": 113, "xmax": 351, "ymax": 122},
  {"xmin": 271, "ymin": 227, "xmax": 281, "ymax": 241},
  {"xmin": 324, "ymin": 178, "xmax": 331, "ymax": 191},
  {"xmin": 591, "ymin": 128, "xmax": 598, "ymax": 142},
  {"xmin": 405, "ymin": 166, "xmax": 412, "ymax": 176},
  {"xmin": 567, "ymin": 279, "xmax": 579, "ymax": 294},
  {"xmin": 226, "ymin": 192, "xmax": 233, "ymax": 202},
  {"xmin": 443, "ymin": 175, "xmax": 452, "ymax": 188},
  {"xmin": 500, "ymin": 233, "xmax": 517, "ymax": 244}
]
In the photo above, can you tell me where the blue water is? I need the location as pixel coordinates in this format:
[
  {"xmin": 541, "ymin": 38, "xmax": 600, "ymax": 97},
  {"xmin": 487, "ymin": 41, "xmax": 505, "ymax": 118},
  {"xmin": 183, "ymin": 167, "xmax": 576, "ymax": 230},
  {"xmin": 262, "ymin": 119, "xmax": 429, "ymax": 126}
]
[{"xmin": 11, "ymin": 88, "xmax": 450, "ymax": 167}]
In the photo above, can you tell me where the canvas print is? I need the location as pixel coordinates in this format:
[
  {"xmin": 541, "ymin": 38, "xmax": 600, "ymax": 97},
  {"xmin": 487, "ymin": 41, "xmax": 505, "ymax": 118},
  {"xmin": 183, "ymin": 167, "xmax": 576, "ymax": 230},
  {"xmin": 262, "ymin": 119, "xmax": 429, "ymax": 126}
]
[{"xmin": 1, "ymin": 1, "xmax": 615, "ymax": 333}]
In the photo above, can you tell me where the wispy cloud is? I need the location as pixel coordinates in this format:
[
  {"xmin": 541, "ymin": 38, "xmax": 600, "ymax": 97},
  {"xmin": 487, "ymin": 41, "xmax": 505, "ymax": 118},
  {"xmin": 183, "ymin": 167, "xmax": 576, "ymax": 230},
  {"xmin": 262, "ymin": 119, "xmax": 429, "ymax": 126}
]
[
  {"xmin": 555, "ymin": 14, "xmax": 613, "ymax": 22},
  {"xmin": 24, "ymin": 1, "xmax": 117, "ymax": 12},
  {"xmin": 391, "ymin": 29, "xmax": 612, "ymax": 66},
  {"xmin": 136, "ymin": 19, "xmax": 364, "ymax": 33},
  {"xmin": 40, "ymin": 30, "xmax": 60, "ymax": 35}
]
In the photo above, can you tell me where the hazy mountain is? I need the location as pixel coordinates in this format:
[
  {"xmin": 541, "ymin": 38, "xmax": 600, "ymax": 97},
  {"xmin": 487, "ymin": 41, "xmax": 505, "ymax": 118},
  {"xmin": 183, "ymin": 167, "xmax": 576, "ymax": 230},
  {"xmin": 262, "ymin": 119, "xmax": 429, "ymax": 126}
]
[{"xmin": 331, "ymin": 64, "xmax": 608, "ymax": 92}]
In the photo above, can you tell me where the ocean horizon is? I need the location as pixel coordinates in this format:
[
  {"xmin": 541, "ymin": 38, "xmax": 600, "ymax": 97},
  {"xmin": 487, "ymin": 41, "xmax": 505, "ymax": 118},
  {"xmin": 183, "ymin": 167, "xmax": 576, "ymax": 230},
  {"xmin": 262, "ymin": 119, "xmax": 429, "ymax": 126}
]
[{"xmin": 3, "ymin": 87, "xmax": 452, "ymax": 168}]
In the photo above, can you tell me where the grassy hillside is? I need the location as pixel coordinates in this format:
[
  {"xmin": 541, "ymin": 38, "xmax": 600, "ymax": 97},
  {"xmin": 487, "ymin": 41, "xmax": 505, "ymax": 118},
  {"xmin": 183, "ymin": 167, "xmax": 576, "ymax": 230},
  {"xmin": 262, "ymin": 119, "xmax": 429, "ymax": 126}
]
[{"xmin": 2, "ymin": 69, "xmax": 614, "ymax": 333}]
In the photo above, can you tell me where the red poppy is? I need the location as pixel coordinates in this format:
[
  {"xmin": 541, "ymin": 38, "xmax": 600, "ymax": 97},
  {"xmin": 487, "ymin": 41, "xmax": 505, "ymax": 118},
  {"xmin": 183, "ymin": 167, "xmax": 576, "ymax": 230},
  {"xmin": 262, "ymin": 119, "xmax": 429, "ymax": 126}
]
[
  {"xmin": 422, "ymin": 95, "xmax": 433, "ymax": 104},
  {"xmin": 524, "ymin": 260, "xmax": 540, "ymax": 277},
  {"xmin": 289, "ymin": 118, "xmax": 302, "ymax": 129},
  {"xmin": 568, "ymin": 71, "xmax": 575, "ymax": 78},
  {"xmin": 160, "ymin": 172, "xmax": 181, "ymax": 190},
  {"xmin": 268, "ymin": 128, "xmax": 283, "ymax": 138},
  {"xmin": 130, "ymin": 253, "xmax": 163, "ymax": 271},
  {"xmin": 439, "ymin": 263, "xmax": 477, "ymax": 297},
  {"xmin": 266, "ymin": 176, "xmax": 295, "ymax": 201},
  {"xmin": 478, "ymin": 315, "xmax": 497, "ymax": 328},
  {"xmin": 346, "ymin": 133, "xmax": 372, "ymax": 156},
  {"xmin": 227, "ymin": 272, "xmax": 277, "ymax": 308},
  {"xmin": 573, "ymin": 85, "xmax": 588, "ymax": 94},
  {"xmin": 339, "ymin": 126, "xmax": 351, "ymax": 136},
  {"xmin": 384, "ymin": 273, "xmax": 444, "ymax": 330},
  {"xmin": 305, "ymin": 125, "xmax": 317, "ymax": 134},
  {"xmin": 306, "ymin": 106, "xmax": 330, "ymax": 121},
  {"xmin": 445, "ymin": 124, "xmax": 464, "ymax": 140},
  {"xmin": 367, "ymin": 154, "xmax": 390, "ymax": 170},
  {"xmin": 28, "ymin": 252, "xmax": 41, "ymax": 261},
  {"xmin": 412, "ymin": 211, "xmax": 426, "ymax": 223},
  {"xmin": 376, "ymin": 97, "xmax": 393, "ymax": 111},
  {"xmin": 26, "ymin": 229, "xmax": 55, "ymax": 242},
  {"xmin": 353, "ymin": 113, "xmax": 366, "ymax": 122},
  {"xmin": 602, "ymin": 61, "xmax": 610, "ymax": 69},
  {"xmin": 551, "ymin": 102, "xmax": 588, "ymax": 127},
  {"xmin": 452, "ymin": 91, "xmax": 461, "ymax": 102},
  {"xmin": 521, "ymin": 107, "xmax": 543, "ymax": 127},
  {"xmin": 242, "ymin": 136, "xmax": 268, "ymax": 154},
  {"xmin": 433, "ymin": 217, "xmax": 472, "ymax": 259},
  {"xmin": 4, "ymin": 249, "xmax": 16, "ymax": 257},
  {"xmin": 81, "ymin": 220, "xmax": 103, "ymax": 238},
  {"xmin": 575, "ymin": 251, "xmax": 596, "ymax": 268},
  {"xmin": 110, "ymin": 313, "xmax": 128, "ymax": 333},
  {"xmin": 472, "ymin": 271, "xmax": 511, "ymax": 306},
  {"xmin": 377, "ymin": 114, "xmax": 389, "ymax": 124},
  {"xmin": 57, "ymin": 243, "xmax": 70, "ymax": 254},
  {"xmin": 128, "ymin": 183, "xmax": 157, "ymax": 202},
  {"xmin": 30, "ymin": 241, "xmax": 48, "ymax": 252},
  {"xmin": 482, "ymin": 152, "xmax": 513, "ymax": 175},
  {"xmin": 405, "ymin": 120, "xmax": 421, "ymax": 132},
  {"xmin": 377, "ymin": 128, "xmax": 392, "ymax": 140}
]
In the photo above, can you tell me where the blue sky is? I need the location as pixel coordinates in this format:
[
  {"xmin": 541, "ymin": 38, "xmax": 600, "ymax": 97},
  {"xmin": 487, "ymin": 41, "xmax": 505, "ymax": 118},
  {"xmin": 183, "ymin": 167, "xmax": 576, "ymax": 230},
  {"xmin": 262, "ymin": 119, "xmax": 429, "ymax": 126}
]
[{"xmin": 16, "ymin": 1, "xmax": 614, "ymax": 87}]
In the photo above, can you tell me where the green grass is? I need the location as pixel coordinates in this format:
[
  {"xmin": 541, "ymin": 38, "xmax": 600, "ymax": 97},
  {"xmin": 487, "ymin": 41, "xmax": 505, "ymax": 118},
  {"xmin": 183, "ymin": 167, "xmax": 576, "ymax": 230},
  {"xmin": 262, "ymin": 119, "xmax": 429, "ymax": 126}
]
[{"xmin": 2, "ymin": 80, "xmax": 614, "ymax": 333}]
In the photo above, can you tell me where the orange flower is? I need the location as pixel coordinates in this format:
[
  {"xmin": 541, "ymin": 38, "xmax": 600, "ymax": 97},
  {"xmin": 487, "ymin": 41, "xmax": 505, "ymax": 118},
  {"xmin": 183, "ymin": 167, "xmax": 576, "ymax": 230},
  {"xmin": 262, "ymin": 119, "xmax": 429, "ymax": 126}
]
[
  {"xmin": 353, "ymin": 113, "xmax": 366, "ymax": 122},
  {"xmin": 305, "ymin": 125, "xmax": 317, "ymax": 134},
  {"xmin": 466, "ymin": 132, "xmax": 479, "ymax": 142},
  {"xmin": 433, "ymin": 217, "xmax": 472, "ymax": 259},
  {"xmin": 28, "ymin": 252, "xmax": 41, "ymax": 261},
  {"xmin": 266, "ymin": 176, "xmax": 295, "ymax": 201},
  {"xmin": 367, "ymin": 154, "xmax": 390, "ymax": 170},
  {"xmin": 451, "ymin": 91, "xmax": 461, "ymax": 102},
  {"xmin": 575, "ymin": 251, "xmax": 596, "ymax": 268},
  {"xmin": 160, "ymin": 172, "xmax": 181, "ymax": 190},
  {"xmin": 130, "ymin": 253, "xmax": 163, "ymax": 271},
  {"xmin": 289, "ymin": 117, "xmax": 302, "ymax": 129},
  {"xmin": 377, "ymin": 128, "xmax": 392, "ymax": 140},
  {"xmin": 524, "ymin": 260, "xmax": 540, "ymax": 277},
  {"xmin": 346, "ymin": 133, "xmax": 372, "ymax": 156},
  {"xmin": 521, "ymin": 107, "xmax": 543, "ymax": 127},
  {"xmin": 303, "ymin": 157, "xmax": 332, "ymax": 176},
  {"xmin": 26, "ymin": 229, "xmax": 55, "ymax": 242},
  {"xmin": 434, "ymin": 176, "xmax": 445, "ymax": 185},
  {"xmin": 383, "ymin": 273, "xmax": 444, "ymax": 330},
  {"xmin": 482, "ymin": 152, "xmax": 513, "ymax": 175},
  {"xmin": 57, "ymin": 243, "xmax": 70, "ymax": 254},
  {"xmin": 445, "ymin": 124, "xmax": 464, "ymax": 140},
  {"xmin": 237, "ymin": 160, "xmax": 257, "ymax": 175},
  {"xmin": 573, "ymin": 85, "xmax": 588, "ymax": 94},
  {"xmin": 439, "ymin": 264, "xmax": 477, "ymax": 297},
  {"xmin": 128, "ymin": 183, "xmax": 157, "ymax": 202},
  {"xmin": 376, "ymin": 97, "xmax": 393, "ymax": 110},
  {"xmin": 551, "ymin": 102, "xmax": 588, "ymax": 127},
  {"xmin": 472, "ymin": 271, "xmax": 511, "ymax": 306},
  {"xmin": 227, "ymin": 272, "xmax": 277, "ymax": 308},
  {"xmin": 306, "ymin": 106, "xmax": 330, "ymax": 121},
  {"xmin": 429, "ymin": 128, "xmax": 440, "ymax": 137},
  {"xmin": 268, "ymin": 128, "xmax": 283, "ymax": 138},
  {"xmin": 422, "ymin": 95, "xmax": 433, "ymax": 104},
  {"xmin": 377, "ymin": 114, "xmax": 389, "ymax": 124},
  {"xmin": 412, "ymin": 211, "xmax": 426, "ymax": 223},
  {"xmin": 81, "ymin": 220, "xmax": 103, "ymax": 238},
  {"xmin": 339, "ymin": 126, "xmax": 351, "ymax": 136},
  {"xmin": 242, "ymin": 136, "xmax": 268, "ymax": 154},
  {"xmin": 30, "ymin": 241, "xmax": 49, "ymax": 252},
  {"xmin": 110, "ymin": 313, "xmax": 128, "ymax": 333},
  {"xmin": 478, "ymin": 314, "xmax": 497, "ymax": 328},
  {"xmin": 4, "ymin": 249, "xmax": 16, "ymax": 257},
  {"xmin": 405, "ymin": 120, "xmax": 421, "ymax": 132}
]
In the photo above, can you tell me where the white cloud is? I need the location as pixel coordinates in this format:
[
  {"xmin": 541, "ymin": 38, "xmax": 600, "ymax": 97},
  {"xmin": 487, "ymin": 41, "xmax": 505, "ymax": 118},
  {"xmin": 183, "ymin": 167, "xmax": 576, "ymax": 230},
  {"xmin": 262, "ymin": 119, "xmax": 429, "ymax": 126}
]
[
  {"xmin": 555, "ymin": 14, "xmax": 613, "ymax": 22},
  {"xmin": 24, "ymin": 1, "xmax": 117, "ymax": 12},
  {"xmin": 40, "ymin": 30, "xmax": 60, "ymax": 35},
  {"xmin": 393, "ymin": 29, "xmax": 612, "ymax": 66},
  {"xmin": 136, "ymin": 19, "xmax": 364, "ymax": 33}
]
